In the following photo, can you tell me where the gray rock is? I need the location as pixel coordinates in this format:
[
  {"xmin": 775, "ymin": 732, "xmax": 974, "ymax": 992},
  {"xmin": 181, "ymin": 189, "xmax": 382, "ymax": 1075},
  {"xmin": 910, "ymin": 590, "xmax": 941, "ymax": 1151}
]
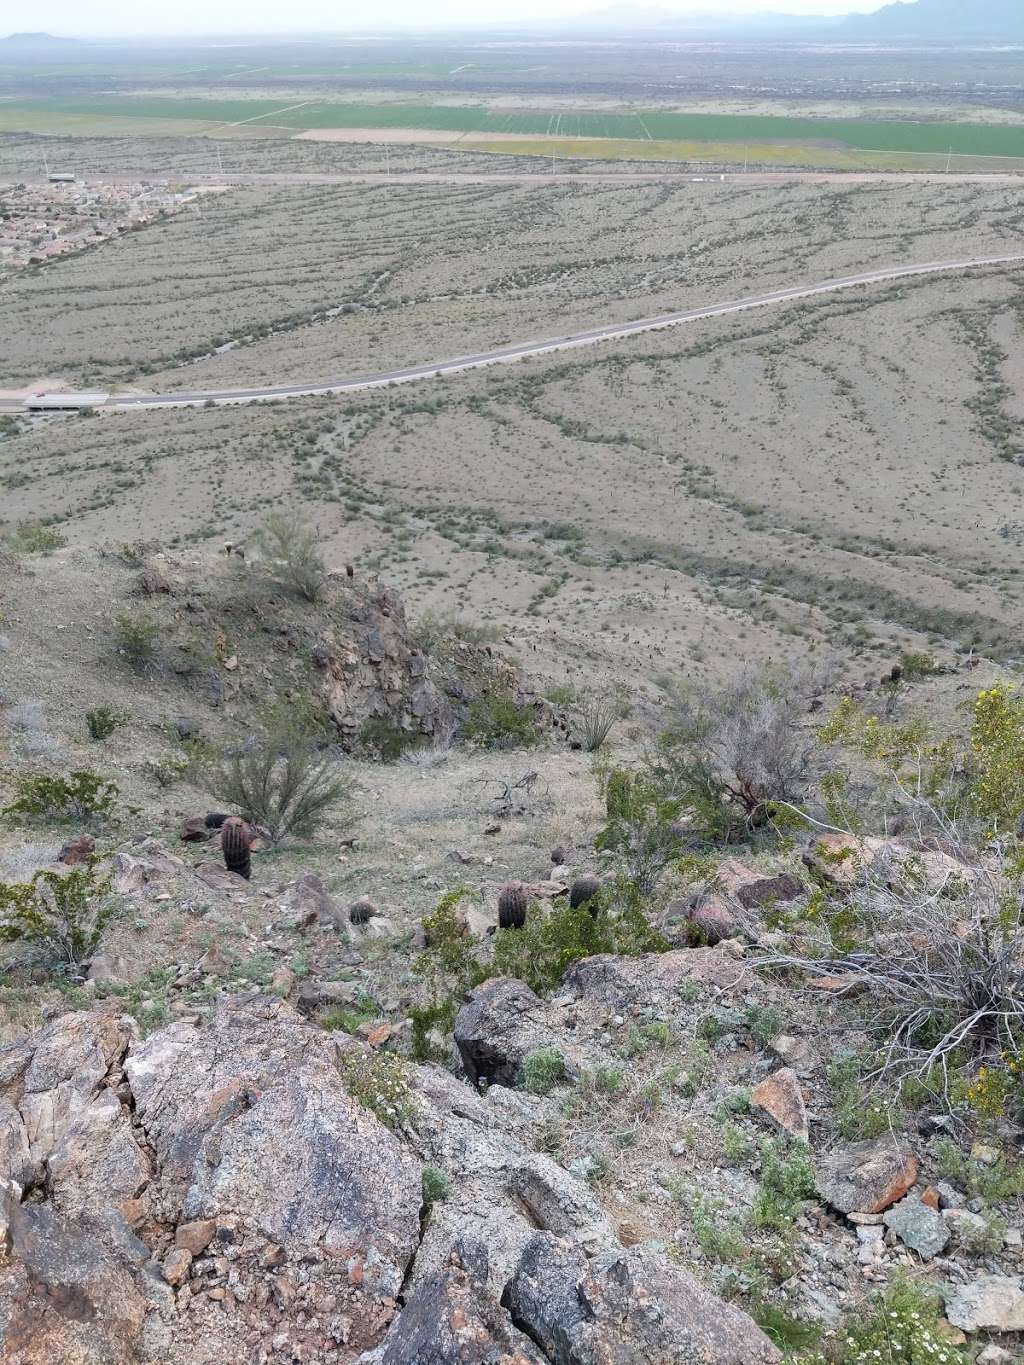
[
  {"xmin": 378, "ymin": 1256, "xmax": 547, "ymax": 1364},
  {"xmin": 883, "ymin": 1196, "xmax": 949, "ymax": 1259},
  {"xmin": 944, "ymin": 1275, "xmax": 1024, "ymax": 1333},
  {"xmin": 504, "ymin": 1232, "xmax": 783, "ymax": 1363}
]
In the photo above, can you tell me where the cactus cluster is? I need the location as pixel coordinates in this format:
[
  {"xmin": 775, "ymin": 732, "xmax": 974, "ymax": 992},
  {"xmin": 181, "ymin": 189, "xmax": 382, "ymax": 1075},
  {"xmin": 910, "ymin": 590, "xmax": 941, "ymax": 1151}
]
[
  {"xmin": 221, "ymin": 817, "xmax": 253, "ymax": 880},
  {"xmin": 498, "ymin": 881, "xmax": 528, "ymax": 930}
]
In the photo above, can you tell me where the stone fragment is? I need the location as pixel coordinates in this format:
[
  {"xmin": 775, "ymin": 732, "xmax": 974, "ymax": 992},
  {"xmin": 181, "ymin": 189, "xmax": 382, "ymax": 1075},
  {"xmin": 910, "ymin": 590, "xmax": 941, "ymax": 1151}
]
[
  {"xmin": 175, "ymin": 1218, "xmax": 217, "ymax": 1255},
  {"xmin": 59, "ymin": 835, "xmax": 96, "ymax": 865},
  {"xmin": 750, "ymin": 1068, "xmax": 809, "ymax": 1142},
  {"xmin": 883, "ymin": 1195, "xmax": 949, "ymax": 1259},
  {"xmin": 735, "ymin": 872, "xmax": 805, "ymax": 910}
]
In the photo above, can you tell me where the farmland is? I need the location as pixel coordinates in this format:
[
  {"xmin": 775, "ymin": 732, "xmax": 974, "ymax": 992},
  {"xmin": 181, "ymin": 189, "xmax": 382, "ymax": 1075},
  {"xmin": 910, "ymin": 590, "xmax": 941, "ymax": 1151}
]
[{"xmin": 4, "ymin": 96, "xmax": 1024, "ymax": 162}]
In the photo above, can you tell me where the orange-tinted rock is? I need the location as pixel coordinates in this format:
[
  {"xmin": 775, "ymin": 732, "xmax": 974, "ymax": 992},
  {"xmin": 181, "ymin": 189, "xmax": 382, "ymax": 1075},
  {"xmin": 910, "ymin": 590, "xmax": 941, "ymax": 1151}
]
[{"xmin": 750, "ymin": 1068, "xmax": 809, "ymax": 1143}]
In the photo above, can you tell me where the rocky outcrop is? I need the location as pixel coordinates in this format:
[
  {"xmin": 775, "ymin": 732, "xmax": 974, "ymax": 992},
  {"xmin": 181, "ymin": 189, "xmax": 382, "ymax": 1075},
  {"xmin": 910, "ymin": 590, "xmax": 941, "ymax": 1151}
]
[
  {"xmin": 504, "ymin": 1233, "xmax": 783, "ymax": 1364},
  {"xmin": 454, "ymin": 979, "xmax": 585, "ymax": 1088},
  {"xmin": 0, "ymin": 991, "xmax": 793, "ymax": 1365}
]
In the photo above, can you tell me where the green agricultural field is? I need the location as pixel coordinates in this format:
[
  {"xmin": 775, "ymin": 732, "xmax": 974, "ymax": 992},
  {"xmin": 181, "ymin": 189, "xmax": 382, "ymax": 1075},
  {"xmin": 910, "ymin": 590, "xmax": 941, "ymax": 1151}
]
[{"xmin": 3, "ymin": 95, "xmax": 1024, "ymax": 163}]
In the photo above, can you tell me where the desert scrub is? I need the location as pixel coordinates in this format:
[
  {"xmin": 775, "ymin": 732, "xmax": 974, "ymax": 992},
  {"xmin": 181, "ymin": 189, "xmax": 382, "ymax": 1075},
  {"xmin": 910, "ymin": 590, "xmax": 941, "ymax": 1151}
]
[
  {"xmin": 338, "ymin": 1049, "xmax": 416, "ymax": 1131},
  {"xmin": 462, "ymin": 689, "xmax": 540, "ymax": 750},
  {"xmin": 970, "ymin": 684, "xmax": 1024, "ymax": 832},
  {"xmin": 210, "ymin": 716, "xmax": 356, "ymax": 842},
  {"xmin": 752, "ymin": 1138, "xmax": 818, "ymax": 1230},
  {"xmin": 827, "ymin": 1056, "xmax": 890, "ymax": 1140},
  {"xmin": 2, "ymin": 771, "xmax": 117, "ymax": 824},
  {"xmin": 410, "ymin": 890, "xmax": 483, "ymax": 1061},
  {"xmin": 254, "ymin": 511, "xmax": 327, "ymax": 603},
  {"xmin": 520, "ymin": 1047, "xmax": 568, "ymax": 1095},
  {"xmin": 930, "ymin": 1136, "xmax": 1024, "ymax": 1201},
  {"xmin": 3, "ymin": 521, "xmax": 66, "ymax": 555},
  {"xmin": 114, "ymin": 612, "xmax": 161, "ymax": 675},
  {"xmin": 0, "ymin": 859, "xmax": 114, "ymax": 975},
  {"xmin": 86, "ymin": 706, "xmax": 126, "ymax": 741},
  {"xmin": 572, "ymin": 686, "xmax": 628, "ymax": 752},
  {"xmin": 492, "ymin": 888, "xmax": 666, "ymax": 998}
]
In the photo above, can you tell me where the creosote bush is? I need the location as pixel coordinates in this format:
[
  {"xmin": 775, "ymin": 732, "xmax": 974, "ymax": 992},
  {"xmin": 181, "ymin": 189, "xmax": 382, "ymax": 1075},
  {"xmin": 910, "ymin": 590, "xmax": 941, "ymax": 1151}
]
[
  {"xmin": 462, "ymin": 689, "xmax": 540, "ymax": 750},
  {"xmin": 2, "ymin": 771, "xmax": 117, "ymax": 824},
  {"xmin": 254, "ymin": 511, "xmax": 328, "ymax": 603},
  {"xmin": 0, "ymin": 859, "xmax": 114, "ymax": 975},
  {"xmin": 210, "ymin": 716, "xmax": 355, "ymax": 842}
]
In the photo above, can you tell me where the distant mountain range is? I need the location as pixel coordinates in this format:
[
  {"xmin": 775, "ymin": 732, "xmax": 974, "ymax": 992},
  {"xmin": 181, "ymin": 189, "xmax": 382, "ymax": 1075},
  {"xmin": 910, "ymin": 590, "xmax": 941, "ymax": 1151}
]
[
  {"xmin": 846, "ymin": 0, "xmax": 1024, "ymax": 37},
  {"xmin": 562, "ymin": 0, "xmax": 1024, "ymax": 39},
  {"xmin": 0, "ymin": 32, "xmax": 82, "ymax": 46}
]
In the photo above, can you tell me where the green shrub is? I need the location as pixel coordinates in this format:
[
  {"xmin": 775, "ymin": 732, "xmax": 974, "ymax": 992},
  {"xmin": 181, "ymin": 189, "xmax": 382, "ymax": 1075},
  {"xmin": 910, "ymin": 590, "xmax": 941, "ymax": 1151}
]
[
  {"xmin": 357, "ymin": 717, "xmax": 420, "ymax": 761},
  {"xmin": 254, "ymin": 511, "xmax": 328, "ymax": 602},
  {"xmin": 421, "ymin": 1166, "xmax": 450, "ymax": 1208},
  {"xmin": 573, "ymin": 687, "xmax": 628, "ymax": 752},
  {"xmin": 410, "ymin": 890, "xmax": 483, "ymax": 1061},
  {"xmin": 85, "ymin": 707, "xmax": 126, "ymax": 741},
  {"xmin": 581, "ymin": 1064, "xmax": 624, "ymax": 1095},
  {"xmin": 462, "ymin": 690, "xmax": 540, "ymax": 750},
  {"xmin": 492, "ymin": 888, "xmax": 666, "ymax": 998},
  {"xmin": 520, "ymin": 1047, "xmax": 568, "ymax": 1095},
  {"xmin": 338, "ymin": 1049, "xmax": 415, "ymax": 1131},
  {"xmin": 751, "ymin": 1138, "xmax": 817, "ymax": 1229},
  {"xmin": 210, "ymin": 718, "xmax": 356, "ymax": 841},
  {"xmin": 4, "ymin": 521, "xmax": 66, "ymax": 555},
  {"xmin": 2, "ymin": 771, "xmax": 117, "ymax": 824},
  {"xmin": 115, "ymin": 612, "xmax": 160, "ymax": 675},
  {"xmin": 595, "ymin": 768, "xmax": 688, "ymax": 896},
  {"xmin": 744, "ymin": 1004, "xmax": 785, "ymax": 1049},
  {"xmin": 0, "ymin": 859, "xmax": 114, "ymax": 974}
]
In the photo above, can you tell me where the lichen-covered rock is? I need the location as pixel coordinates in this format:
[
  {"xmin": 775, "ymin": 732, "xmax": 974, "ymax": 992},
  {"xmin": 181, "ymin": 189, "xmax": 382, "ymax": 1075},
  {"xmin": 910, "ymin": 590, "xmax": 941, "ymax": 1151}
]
[
  {"xmin": 750, "ymin": 1067, "xmax": 809, "ymax": 1143},
  {"xmin": 504, "ymin": 1233, "xmax": 783, "ymax": 1364},
  {"xmin": 818, "ymin": 1138, "xmax": 919, "ymax": 1215},
  {"xmin": 376, "ymin": 1254, "xmax": 548, "ymax": 1364}
]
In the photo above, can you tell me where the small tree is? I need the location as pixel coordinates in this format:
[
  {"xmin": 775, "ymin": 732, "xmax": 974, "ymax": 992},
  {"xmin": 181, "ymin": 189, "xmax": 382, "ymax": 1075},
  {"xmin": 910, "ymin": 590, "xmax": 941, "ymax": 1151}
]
[
  {"xmin": 210, "ymin": 718, "xmax": 355, "ymax": 841},
  {"xmin": 255, "ymin": 512, "xmax": 328, "ymax": 603},
  {"xmin": 0, "ymin": 859, "xmax": 113, "ymax": 975}
]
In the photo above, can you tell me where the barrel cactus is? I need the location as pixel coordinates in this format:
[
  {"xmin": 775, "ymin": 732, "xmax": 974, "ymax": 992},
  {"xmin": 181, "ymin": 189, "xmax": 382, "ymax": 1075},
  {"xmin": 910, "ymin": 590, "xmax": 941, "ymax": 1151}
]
[
  {"xmin": 569, "ymin": 874, "xmax": 601, "ymax": 913},
  {"xmin": 349, "ymin": 897, "xmax": 377, "ymax": 926},
  {"xmin": 221, "ymin": 817, "xmax": 253, "ymax": 880},
  {"xmin": 498, "ymin": 881, "xmax": 528, "ymax": 930}
]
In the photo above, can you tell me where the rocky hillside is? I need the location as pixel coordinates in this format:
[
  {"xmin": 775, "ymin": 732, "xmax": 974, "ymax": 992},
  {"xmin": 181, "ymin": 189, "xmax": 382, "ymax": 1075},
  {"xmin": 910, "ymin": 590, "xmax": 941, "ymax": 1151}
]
[{"xmin": 3, "ymin": 540, "xmax": 1024, "ymax": 1363}]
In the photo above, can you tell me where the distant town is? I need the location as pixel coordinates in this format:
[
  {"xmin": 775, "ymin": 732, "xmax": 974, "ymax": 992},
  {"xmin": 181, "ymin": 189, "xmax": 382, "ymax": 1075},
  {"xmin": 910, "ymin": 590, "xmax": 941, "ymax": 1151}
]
[{"xmin": 0, "ymin": 176, "xmax": 226, "ymax": 273}]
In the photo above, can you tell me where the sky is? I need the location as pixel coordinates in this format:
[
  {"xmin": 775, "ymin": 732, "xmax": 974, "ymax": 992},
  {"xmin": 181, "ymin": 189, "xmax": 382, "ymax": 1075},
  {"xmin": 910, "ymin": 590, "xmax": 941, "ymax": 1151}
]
[{"xmin": 11, "ymin": 0, "xmax": 888, "ymax": 40}]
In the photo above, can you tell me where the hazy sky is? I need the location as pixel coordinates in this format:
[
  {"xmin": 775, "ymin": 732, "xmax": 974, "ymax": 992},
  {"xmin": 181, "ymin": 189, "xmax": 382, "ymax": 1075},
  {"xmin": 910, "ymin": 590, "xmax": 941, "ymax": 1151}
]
[{"xmin": 15, "ymin": 0, "xmax": 887, "ymax": 39}]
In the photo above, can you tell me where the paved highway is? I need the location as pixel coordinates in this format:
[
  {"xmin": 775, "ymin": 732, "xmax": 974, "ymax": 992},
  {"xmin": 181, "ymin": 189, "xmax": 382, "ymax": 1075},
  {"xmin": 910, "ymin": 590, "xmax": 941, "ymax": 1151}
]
[{"xmin": 4, "ymin": 252, "xmax": 1024, "ymax": 415}]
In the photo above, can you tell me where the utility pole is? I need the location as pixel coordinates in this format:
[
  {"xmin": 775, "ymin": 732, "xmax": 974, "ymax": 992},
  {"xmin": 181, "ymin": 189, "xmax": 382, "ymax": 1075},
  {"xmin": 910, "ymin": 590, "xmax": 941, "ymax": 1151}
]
[
  {"xmin": 217, "ymin": 143, "xmax": 224, "ymax": 178},
  {"xmin": 945, "ymin": 145, "xmax": 953, "ymax": 174},
  {"xmin": 43, "ymin": 147, "xmax": 49, "ymax": 178}
]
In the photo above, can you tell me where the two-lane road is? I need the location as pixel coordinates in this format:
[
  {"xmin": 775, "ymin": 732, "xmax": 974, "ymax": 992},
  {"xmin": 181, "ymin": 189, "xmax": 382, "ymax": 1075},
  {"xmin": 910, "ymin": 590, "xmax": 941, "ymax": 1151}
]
[{"xmin": 5, "ymin": 252, "xmax": 1024, "ymax": 415}]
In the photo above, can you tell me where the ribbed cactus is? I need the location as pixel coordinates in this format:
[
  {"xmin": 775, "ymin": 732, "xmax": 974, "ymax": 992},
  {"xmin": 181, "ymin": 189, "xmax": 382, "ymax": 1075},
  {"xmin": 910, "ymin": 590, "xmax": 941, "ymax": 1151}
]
[
  {"xmin": 221, "ymin": 817, "xmax": 252, "ymax": 880},
  {"xmin": 498, "ymin": 881, "xmax": 528, "ymax": 930},
  {"xmin": 550, "ymin": 844, "xmax": 572, "ymax": 867},
  {"xmin": 569, "ymin": 874, "xmax": 601, "ymax": 914},
  {"xmin": 349, "ymin": 897, "xmax": 377, "ymax": 925}
]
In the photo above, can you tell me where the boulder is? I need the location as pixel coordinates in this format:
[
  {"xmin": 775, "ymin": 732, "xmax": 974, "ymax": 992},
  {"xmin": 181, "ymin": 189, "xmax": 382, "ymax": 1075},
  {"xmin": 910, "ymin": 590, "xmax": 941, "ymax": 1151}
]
[
  {"xmin": 454, "ymin": 978, "xmax": 576, "ymax": 1088},
  {"xmin": 750, "ymin": 1068, "xmax": 809, "ymax": 1143},
  {"xmin": 503, "ymin": 1233, "xmax": 783, "ymax": 1364},
  {"xmin": 562, "ymin": 948, "xmax": 748, "ymax": 1010},
  {"xmin": 685, "ymin": 896, "xmax": 736, "ymax": 946},
  {"xmin": 377, "ymin": 1255, "xmax": 548, "ymax": 1364},
  {"xmin": 818, "ymin": 1138, "xmax": 919, "ymax": 1215},
  {"xmin": 192, "ymin": 860, "xmax": 249, "ymax": 893},
  {"xmin": 274, "ymin": 871, "xmax": 344, "ymax": 930},
  {"xmin": 0, "ymin": 1200, "xmax": 169, "ymax": 1365},
  {"xmin": 58, "ymin": 834, "xmax": 96, "ymax": 866},
  {"xmin": 944, "ymin": 1276, "xmax": 1024, "ymax": 1333},
  {"xmin": 111, "ymin": 844, "xmax": 186, "ymax": 894}
]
